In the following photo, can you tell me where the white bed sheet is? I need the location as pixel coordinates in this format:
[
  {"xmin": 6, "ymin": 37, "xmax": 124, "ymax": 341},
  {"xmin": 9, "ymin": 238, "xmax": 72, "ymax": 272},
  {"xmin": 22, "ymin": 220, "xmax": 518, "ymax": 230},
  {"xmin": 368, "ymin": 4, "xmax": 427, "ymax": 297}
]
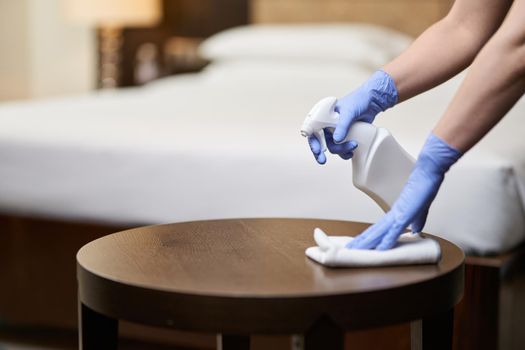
[{"xmin": 0, "ymin": 60, "xmax": 524, "ymax": 255}]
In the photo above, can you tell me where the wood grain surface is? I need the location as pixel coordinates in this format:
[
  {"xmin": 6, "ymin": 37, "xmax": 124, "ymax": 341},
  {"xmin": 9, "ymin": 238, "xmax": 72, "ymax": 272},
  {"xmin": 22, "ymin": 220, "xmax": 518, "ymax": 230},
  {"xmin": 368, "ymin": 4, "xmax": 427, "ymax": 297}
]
[
  {"xmin": 251, "ymin": 0, "xmax": 454, "ymax": 37},
  {"xmin": 77, "ymin": 218, "xmax": 464, "ymax": 334}
]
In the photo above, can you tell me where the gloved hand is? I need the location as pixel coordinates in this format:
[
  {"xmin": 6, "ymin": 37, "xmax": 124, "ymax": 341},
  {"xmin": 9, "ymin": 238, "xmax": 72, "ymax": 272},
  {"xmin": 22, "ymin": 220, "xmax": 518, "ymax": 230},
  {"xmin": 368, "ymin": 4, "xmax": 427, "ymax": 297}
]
[
  {"xmin": 308, "ymin": 70, "xmax": 398, "ymax": 164},
  {"xmin": 346, "ymin": 133, "xmax": 462, "ymax": 250}
]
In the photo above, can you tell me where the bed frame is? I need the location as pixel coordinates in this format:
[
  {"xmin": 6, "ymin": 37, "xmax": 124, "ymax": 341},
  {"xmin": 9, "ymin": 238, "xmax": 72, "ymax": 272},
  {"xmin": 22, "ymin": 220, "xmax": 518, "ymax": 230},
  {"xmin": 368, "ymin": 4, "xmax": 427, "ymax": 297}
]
[{"xmin": 1, "ymin": 0, "xmax": 524, "ymax": 349}]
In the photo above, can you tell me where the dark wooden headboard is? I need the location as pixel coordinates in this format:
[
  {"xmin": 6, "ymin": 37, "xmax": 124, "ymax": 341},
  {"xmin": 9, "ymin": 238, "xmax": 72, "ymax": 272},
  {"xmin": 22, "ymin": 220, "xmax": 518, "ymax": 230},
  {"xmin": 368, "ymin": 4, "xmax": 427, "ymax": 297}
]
[{"xmin": 251, "ymin": 0, "xmax": 454, "ymax": 37}]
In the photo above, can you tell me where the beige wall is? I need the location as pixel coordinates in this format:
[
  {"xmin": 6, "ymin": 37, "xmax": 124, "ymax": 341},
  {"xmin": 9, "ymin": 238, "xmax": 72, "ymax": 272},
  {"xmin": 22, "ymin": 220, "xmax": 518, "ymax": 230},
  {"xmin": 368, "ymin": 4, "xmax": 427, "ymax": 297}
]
[
  {"xmin": 0, "ymin": 0, "xmax": 96, "ymax": 101},
  {"xmin": 0, "ymin": 1, "xmax": 31, "ymax": 100},
  {"xmin": 28, "ymin": 0, "xmax": 96, "ymax": 98}
]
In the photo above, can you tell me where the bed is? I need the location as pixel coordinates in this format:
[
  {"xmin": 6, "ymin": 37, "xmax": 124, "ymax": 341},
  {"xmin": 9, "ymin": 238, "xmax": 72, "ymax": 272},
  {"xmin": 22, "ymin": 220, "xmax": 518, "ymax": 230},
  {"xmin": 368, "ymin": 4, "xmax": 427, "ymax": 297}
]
[
  {"xmin": 1, "ymin": 4, "xmax": 524, "ymax": 350},
  {"xmin": 0, "ymin": 24, "xmax": 524, "ymax": 255}
]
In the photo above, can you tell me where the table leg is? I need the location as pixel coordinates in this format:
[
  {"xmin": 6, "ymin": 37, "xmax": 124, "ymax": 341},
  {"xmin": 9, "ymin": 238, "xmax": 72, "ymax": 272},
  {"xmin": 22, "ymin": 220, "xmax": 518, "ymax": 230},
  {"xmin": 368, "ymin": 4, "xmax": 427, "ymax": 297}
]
[
  {"xmin": 218, "ymin": 334, "xmax": 250, "ymax": 350},
  {"xmin": 304, "ymin": 317, "xmax": 344, "ymax": 350},
  {"xmin": 410, "ymin": 320, "xmax": 423, "ymax": 350},
  {"xmin": 411, "ymin": 308, "xmax": 454, "ymax": 350},
  {"xmin": 79, "ymin": 303, "xmax": 118, "ymax": 350}
]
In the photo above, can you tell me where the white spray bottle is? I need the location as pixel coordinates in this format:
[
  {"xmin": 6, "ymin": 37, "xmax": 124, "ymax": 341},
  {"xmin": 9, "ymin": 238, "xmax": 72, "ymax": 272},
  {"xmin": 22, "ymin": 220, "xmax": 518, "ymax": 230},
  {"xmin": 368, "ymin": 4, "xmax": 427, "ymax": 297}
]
[{"xmin": 301, "ymin": 96, "xmax": 415, "ymax": 211}]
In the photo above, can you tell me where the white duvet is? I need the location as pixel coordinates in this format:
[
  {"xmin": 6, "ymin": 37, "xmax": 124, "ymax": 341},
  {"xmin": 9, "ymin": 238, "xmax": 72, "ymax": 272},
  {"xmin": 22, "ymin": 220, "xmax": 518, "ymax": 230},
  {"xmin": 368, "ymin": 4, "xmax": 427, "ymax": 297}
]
[{"xmin": 0, "ymin": 25, "xmax": 524, "ymax": 255}]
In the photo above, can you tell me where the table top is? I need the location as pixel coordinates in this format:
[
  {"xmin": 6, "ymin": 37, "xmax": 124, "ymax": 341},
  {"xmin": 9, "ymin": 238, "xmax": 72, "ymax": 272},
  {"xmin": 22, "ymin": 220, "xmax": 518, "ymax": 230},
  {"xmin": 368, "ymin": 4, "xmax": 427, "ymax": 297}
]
[{"xmin": 77, "ymin": 218, "xmax": 464, "ymax": 333}]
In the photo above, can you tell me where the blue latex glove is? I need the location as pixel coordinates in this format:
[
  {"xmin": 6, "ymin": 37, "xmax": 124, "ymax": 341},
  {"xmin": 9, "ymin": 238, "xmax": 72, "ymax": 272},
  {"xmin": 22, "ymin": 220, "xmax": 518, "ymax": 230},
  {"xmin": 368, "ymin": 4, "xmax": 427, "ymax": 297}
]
[
  {"xmin": 346, "ymin": 133, "xmax": 462, "ymax": 250},
  {"xmin": 308, "ymin": 70, "xmax": 398, "ymax": 164},
  {"xmin": 308, "ymin": 129, "xmax": 358, "ymax": 164}
]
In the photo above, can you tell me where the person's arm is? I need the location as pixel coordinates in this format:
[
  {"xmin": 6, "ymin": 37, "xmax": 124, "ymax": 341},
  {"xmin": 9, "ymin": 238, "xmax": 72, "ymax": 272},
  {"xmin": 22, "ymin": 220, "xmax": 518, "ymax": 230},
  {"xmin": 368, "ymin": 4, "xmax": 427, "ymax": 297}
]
[
  {"xmin": 434, "ymin": 0, "xmax": 525, "ymax": 152},
  {"xmin": 309, "ymin": 0, "xmax": 512, "ymax": 163},
  {"xmin": 384, "ymin": 0, "xmax": 511, "ymax": 102},
  {"xmin": 348, "ymin": 0, "xmax": 525, "ymax": 250}
]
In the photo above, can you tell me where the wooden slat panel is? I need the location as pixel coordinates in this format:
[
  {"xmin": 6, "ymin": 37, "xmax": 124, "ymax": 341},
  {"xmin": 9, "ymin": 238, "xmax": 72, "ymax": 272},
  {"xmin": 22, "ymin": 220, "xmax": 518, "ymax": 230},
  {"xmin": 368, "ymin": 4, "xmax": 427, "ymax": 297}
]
[{"xmin": 251, "ymin": 0, "xmax": 454, "ymax": 37}]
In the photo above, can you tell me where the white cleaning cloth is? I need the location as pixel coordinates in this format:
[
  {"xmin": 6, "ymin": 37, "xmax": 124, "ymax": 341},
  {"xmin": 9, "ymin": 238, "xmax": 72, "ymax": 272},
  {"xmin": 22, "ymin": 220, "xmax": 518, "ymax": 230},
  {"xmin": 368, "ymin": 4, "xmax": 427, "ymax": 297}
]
[{"xmin": 305, "ymin": 228, "xmax": 441, "ymax": 267}]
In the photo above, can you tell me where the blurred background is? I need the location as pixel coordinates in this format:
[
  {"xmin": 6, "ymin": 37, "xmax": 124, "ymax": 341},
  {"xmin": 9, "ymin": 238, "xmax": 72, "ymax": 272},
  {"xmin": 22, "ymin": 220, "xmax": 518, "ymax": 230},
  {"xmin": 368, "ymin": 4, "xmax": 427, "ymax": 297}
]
[
  {"xmin": 0, "ymin": 0, "xmax": 225, "ymax": 99},
  {"xmin": 0, "ymin": 0, "xmax": 449, "ymax": 101}
]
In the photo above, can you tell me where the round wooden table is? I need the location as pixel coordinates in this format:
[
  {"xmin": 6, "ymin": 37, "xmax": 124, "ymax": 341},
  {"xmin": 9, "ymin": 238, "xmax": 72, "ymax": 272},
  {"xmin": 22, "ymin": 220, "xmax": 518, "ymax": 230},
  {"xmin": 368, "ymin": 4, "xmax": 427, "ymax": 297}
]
[{"xmin": 77, "ymin": 219, "xmax": 464, "ymax": 350}]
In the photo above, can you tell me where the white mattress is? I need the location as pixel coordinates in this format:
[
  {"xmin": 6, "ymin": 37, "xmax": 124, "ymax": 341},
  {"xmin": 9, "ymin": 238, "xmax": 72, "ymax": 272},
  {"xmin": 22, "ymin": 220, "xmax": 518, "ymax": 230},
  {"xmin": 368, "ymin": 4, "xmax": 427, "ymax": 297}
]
[{"xmin": 0, "ymin": 60, "xmax": 524, "ymax": 255}]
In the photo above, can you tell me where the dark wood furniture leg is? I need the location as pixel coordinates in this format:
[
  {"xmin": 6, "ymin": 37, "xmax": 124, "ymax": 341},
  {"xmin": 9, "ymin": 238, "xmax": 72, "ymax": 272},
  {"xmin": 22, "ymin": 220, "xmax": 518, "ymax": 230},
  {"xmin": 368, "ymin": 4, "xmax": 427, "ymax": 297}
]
[
  {"xmin": 79, "ymin": 303, "xmax": 118, "ymax": 350},
  {"xmin": 411, "ymin": 308, "xmax": 454, "ymax": 350},
  {"xmin": 304, "ymin": 317, "xmax": 344, "ymax": 350},
  {"xmin": 219, "ymin": 334, "xmax": 250, "ymax": 350}
]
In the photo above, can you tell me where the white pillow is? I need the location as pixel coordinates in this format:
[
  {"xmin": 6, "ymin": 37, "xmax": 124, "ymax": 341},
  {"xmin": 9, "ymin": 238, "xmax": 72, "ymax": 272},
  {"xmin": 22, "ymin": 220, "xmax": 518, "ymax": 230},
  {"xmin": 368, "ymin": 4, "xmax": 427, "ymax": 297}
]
[{"xmin": 198, "ymin": 23, "xmax": 413, "ymax": 69}]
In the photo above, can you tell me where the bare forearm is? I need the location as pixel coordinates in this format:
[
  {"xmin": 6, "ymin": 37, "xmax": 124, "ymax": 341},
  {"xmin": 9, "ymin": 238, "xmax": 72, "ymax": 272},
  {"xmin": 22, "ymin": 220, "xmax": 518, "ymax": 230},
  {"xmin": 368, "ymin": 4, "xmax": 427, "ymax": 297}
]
[
  {"xmin": 383, "ymin": 19, "xmax": 481, "ymax": 101},
  {"xmin": 434, "ymin": 1, "xmax": 525, "ymax": 152},
  {"xmin": 383, "ymin": 0, "xmax": 510, "ymax": 102}
]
